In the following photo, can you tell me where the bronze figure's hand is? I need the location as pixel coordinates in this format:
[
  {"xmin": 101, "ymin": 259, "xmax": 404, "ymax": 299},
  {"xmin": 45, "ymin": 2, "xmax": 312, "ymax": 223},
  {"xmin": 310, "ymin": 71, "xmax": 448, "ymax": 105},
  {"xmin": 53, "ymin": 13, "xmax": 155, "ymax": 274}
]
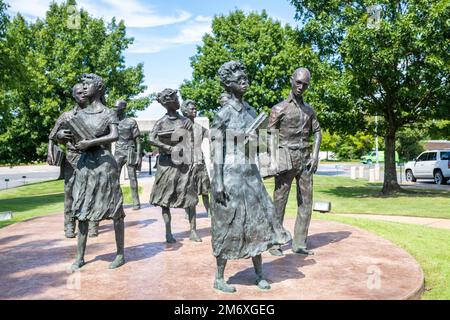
[
  {"xmin": 214, "ymin": 184, "xmax": 227, "ymax": 205},
  {"xmin": 75, "ymin": 139, "xmax": 92, "ymax": 151},
  {"xmin": 182, "ymin": 119, "xmax": 193, "ymax": 130},
  {"xmin": 46, "ymin": 154, "xmax": 54, "ymax": 165},
  {"xmin": 57, "ymin": 129, "xmax": 74, "ymax": 141},
  {"xmin": 307, "ymin": 157, "xmax": 319, "ymax": 174}
]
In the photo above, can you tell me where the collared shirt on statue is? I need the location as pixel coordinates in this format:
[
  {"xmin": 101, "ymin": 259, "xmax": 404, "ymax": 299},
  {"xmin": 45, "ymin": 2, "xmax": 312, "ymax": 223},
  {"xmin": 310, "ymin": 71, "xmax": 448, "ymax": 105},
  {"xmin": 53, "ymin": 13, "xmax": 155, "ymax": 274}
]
[{"xmin": 268, "ymin": 92, "xmax": 321, "ymax": 150}]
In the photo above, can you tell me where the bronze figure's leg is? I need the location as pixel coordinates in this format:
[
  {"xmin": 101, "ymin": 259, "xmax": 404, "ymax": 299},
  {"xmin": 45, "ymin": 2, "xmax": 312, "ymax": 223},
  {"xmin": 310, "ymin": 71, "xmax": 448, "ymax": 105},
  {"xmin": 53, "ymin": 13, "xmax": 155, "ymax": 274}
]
[
  {"xmin": 270, "ymin": 170, "xmax": 295, "ymax": 256},
  {"xmin": 71, "ymin": 220, "xmax": 88, "ymax": 271},
  {"xmin": 88, "ymin": 221, "xmax": 99, "ymax": 238},
  {"xmin": 292, "ymin": 169, "xmax": 314, "ymax": 255},
  {"xmin": 187, "ymin": 206, "xmax": 201, "ymax": 242},
  {"xmin": 202, "ymin": 194, "xmax": 210, "ymax": 217},
  {"xmin": 162, "ymin": 206, "xmax": 176, "ymax": 243},
  {"xmin": 127, "ymin": 164, "xmax": 141, "ymax": 210},
  {"xmin": 214, "ymin": 257, "xmax": 236, "ymax": 293},
  {"xmin": 252, "ymin": 254, "xmax": 271, "ymax": 290},
  {"xmin": 64, "ymin": 161, "xmax": 76, "ymax": 238},
  {"xmin": 109, "ymin": 217, "xmax": 125, "ymax": 269}
]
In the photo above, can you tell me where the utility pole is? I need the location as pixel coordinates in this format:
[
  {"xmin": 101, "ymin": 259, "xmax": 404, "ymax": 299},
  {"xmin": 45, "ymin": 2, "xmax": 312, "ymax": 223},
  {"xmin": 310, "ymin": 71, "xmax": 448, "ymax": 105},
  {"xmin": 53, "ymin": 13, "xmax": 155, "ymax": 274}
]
[{"xmin": 375, "ymin": 114, "xmax": 379, "ymax": 165}]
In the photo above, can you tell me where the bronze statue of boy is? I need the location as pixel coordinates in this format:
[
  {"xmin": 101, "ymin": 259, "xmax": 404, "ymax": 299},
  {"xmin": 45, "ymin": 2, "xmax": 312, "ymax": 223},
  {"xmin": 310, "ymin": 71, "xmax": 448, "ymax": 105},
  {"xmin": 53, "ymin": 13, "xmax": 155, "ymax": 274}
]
[
  {"xmin": 268, "ymin": 67, "xmax": 322, "ymax": 256},
  {"xmin": 114, "ymin": 100, "xmax": 142, "ymax": 210}
]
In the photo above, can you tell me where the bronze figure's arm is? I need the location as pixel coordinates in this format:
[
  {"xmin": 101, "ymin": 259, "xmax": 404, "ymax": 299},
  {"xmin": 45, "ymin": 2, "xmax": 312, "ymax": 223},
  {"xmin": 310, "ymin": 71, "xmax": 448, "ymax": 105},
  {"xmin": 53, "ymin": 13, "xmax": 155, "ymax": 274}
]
[
  {"xmin": 75, "ymin": 123, "xmax": 119, "ymax": 151},
  {"xmin": 148, "ymin": 122, "xmax": 173, "ymax": 153},
  {"xmin": 210, "ymin": 112, "xmax": 227, "ymax": 204},
  {"xmin": 308, "ymin": 111, "xmax": 322, "ymax": 174}
]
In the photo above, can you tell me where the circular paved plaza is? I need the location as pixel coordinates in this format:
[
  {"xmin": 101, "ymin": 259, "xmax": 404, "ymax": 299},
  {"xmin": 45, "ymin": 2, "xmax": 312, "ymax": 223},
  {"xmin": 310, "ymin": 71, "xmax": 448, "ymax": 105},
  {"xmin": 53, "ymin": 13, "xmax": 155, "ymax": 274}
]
[{"xmin": 0, "ymin": 206, "xmax": 424, "ymax": 299}]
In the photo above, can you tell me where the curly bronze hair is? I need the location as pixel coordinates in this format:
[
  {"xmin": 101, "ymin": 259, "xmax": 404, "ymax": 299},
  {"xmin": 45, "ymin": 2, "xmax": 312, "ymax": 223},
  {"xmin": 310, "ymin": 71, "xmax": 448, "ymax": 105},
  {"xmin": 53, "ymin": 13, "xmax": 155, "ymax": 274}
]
[
  {"xmin": 180, "ymin": 99, "xmax": 196, "ymax": 116},
  {"xmin": 156, "ymin": 88, "xmax": 178, "ymax": 105},
  {"xmin": 217, "ymin": 61, "xmax": 247, "ymax": 86},
  {"xmin": 80, "ymin": 73, "xmax": 105, "ymax": 97}
]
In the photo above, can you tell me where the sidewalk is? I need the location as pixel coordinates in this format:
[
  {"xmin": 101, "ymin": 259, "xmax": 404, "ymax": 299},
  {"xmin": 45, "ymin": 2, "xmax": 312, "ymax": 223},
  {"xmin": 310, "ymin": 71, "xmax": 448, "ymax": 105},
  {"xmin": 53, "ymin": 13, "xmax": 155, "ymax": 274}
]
[{"xmin": 335, "ymin": 213, "xmax": 450, "ymax": 230}]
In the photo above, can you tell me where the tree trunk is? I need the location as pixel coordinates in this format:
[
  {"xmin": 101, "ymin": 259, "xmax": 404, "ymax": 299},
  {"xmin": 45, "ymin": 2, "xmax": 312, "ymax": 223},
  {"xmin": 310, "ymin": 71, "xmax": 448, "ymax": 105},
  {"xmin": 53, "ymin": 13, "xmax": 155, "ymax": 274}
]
[{"xmin": 382, "ymin": 130, "xmax": 401, "ymax": 194}]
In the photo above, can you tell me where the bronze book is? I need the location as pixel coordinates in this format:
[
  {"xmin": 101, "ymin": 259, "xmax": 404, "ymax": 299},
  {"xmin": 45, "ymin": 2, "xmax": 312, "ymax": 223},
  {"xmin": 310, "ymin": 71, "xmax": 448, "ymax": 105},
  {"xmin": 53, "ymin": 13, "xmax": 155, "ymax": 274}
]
[
  {"xmin": 127, "ymin": 148, "xmax": 139, "ymax": 167},
  {"xmin": 52, "ymin": 144, "xmax": 65, "ymax": 167},
  {"xmin": 157, "ymin": 129, "xmax": 175, "ymax": 137},
  {"xmin": 65, "ymin": 116, "xmax": 96, "ymax": 143},
  {"xmin": 246, "ymin": 113, "xmax": 268, "ymax": 135},
  {"xmin": 244, "ymin": 113, "xmax": 268, "ymax": 145},
  {"xmin": 258, "ymin": 148, "xmax": 293, "ymax": 179}
]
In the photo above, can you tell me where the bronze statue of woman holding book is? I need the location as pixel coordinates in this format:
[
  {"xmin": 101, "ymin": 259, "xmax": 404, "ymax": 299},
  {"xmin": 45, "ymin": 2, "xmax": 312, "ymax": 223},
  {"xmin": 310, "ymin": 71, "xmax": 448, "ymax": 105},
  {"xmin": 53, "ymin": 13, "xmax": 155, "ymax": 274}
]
[
  {"xmin": 149, "ymin": 89, "xmax": 201, "ymax": 243},
  {"xmin": 47, "ymin": 83, "xmax": 98, "ymax": 239},
  {"xmin": 68, "ymin": 73, "xmax": 126, "ymax": 271},
  {"xmin": 210, "ymin": 61, "xmax": 291, "ymax": 293}
]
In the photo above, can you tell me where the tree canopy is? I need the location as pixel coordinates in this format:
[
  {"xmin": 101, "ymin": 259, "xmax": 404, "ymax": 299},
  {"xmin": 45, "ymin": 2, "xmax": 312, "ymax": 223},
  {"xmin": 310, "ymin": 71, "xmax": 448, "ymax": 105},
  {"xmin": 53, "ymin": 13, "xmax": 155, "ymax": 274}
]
[
  {"xmin": 180, "ymin": 10, "xmax": 359, "ymax": 127},
  {"xmin": 0, "ymin": 0, "xmax": 150, "ymax": 164},
  {"xmin": 290, "ymin": 0, "xmax": 450, "ymax": 193}
]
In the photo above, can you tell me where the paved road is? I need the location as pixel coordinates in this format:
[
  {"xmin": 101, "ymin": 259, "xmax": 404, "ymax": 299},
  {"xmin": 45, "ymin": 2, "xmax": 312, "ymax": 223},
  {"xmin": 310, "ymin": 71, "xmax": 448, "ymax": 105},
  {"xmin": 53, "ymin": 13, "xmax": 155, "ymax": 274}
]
[
  {"xmin": 0, "ymin": 165, "xmax": 61, "ymax": 189},
  {"xmin": 1, "ymin": 160, "xmax": 448, "ymax": 190},
  {"xmin": 317, "ymin": 163, "xmax": 450, "ymax": 189}
]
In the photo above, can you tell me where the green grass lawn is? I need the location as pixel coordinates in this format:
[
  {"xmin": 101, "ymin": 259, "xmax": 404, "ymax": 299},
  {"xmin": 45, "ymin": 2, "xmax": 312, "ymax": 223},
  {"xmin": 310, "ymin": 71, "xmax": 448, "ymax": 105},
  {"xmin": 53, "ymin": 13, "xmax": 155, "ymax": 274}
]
[
  {"xmin": 0, "ymin": 179, "xmax": 141, "ymax": 228},
  {"xmin": 265, "ymin": 175, "xmax": 450, "ymax": 219}
]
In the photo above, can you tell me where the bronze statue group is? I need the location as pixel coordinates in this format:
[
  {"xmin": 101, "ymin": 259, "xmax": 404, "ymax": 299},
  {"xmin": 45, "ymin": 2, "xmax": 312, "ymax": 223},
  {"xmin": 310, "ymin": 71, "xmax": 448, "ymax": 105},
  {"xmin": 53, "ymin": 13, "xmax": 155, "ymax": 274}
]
[{"xmin": 48, "ymin": 61, "xmax": 322, "ymax": 293}]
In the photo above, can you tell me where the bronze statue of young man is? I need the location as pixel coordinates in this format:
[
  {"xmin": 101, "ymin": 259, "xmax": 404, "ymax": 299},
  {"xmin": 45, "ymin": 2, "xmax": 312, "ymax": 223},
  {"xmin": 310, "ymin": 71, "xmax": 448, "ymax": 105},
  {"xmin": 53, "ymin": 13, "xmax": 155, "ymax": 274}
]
[
  {"xmin": 268, "ymin": 67, "xmax": 322, "ymax": 256},
  {"xmin": 113, "ymin": 100, "xmax": 142, "ymax": 210},
  {"xmin": 47, "ymin": 83, "xmax": 99, "ymax": 238},
  {"xmin": 180, "ymin": 99, "xmax": 211, "ymax": 217},
  {"xmin": 149, "ymin": 89, "xmax": 201, "ymax": 243}
]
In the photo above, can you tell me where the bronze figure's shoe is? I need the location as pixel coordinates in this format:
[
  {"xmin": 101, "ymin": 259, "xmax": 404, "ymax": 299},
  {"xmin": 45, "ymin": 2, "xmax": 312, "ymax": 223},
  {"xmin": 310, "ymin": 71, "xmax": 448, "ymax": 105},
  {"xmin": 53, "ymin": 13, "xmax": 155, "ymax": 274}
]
[
  {"xmin": 256, "ymin": 278, "xmax": 271, "ymax": 290},
  {"xmin": 269, "ymin": 248, "xmax": 284, "ymax": 256},
  {"xmin": 292, "ymin": 248, "xmax": 314, "ymax": 255},
  {"xmin": 189, "ymin": 230, "xmax": 202, "ymax": 242},
  {"xmin": 166, "ymin": 234, "xmax": 176, "ymax": 243},
  {"xmin": 65, "ymin": 231, "xmax": 76, "ymax": 238},
  {"xmin": 214, "ymin": 279, "xmax": 236, "ymax": 293},
  {"xmin": 88, "ymin": 231, "xmax": 98, "ymax": 238},
  {"xmin": 132, "ymin": 204, "xmax": 141, "ymax": 210},
  {"xmin": 70, "ymin": 259, "xmax": 85, "ymax": 272},
  {"xmin": 109, "ymin": 255, "xmax": 125, "ymax": 269}
]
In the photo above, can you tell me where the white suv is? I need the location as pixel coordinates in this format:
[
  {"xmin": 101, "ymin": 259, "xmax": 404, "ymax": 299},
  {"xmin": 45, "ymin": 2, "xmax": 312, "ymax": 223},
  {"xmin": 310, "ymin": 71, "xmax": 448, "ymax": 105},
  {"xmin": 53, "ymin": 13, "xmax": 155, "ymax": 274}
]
[{"xmin": 405, "ymin": 150, "xmax": 450, "ymax": 185}]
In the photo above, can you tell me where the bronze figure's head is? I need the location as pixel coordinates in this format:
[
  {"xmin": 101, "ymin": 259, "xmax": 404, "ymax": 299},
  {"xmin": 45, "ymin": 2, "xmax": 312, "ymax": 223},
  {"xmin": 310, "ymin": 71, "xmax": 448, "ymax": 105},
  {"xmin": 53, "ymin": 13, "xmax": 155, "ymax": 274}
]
[
  {"xmin": 156, "ymin": 88, "xmax": 180, "ymax": 112},
  {"xmin": 181, "ymin": 99, "xmax": 197, "ymax": 118},
  {"xmin": 291, "ymin": 67, "xmax": 310, "ymax": 97},
  {"xmin": 218, "ymin": 61, "xmax": 249, "ymax": 96}
]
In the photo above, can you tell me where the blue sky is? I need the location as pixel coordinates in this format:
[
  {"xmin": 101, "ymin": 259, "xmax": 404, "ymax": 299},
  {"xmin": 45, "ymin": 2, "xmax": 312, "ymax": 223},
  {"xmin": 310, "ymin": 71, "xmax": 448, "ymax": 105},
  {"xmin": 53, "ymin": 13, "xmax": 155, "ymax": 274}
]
[{"xmin": 8, "ymin": 0, "xmax": 299, "ymax": 118}]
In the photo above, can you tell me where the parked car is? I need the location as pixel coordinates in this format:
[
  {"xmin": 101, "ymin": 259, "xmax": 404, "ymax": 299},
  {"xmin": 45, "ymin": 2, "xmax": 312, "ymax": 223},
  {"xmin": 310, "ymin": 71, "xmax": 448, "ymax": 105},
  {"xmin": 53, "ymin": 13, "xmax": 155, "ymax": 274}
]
[
  {"xmin": 361, "ymin": 150, "xmax": 399, "ymax": 164},
  {"xmin": 404, "ymin": 150, "xmax": 450, "ymax": 185}
]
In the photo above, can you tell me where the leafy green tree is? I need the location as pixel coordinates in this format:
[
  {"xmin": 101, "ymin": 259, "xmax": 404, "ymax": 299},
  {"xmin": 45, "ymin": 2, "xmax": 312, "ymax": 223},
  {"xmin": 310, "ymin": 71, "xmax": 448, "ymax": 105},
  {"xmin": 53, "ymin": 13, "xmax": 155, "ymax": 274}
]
[
  {"xmin": 0, "ymin": 0, "xmax": 150, "ymax": 164},
  {"xmin": 396, "ymin": 126, "xmax": 427, "ymax": 162},
  {"xmin": 181, "ymin": 10, "xmax": 357, "ymax": 125},
  {"xmin": 322, "ymin": 130, "xmax": 381, "ymax": 161},
  {"xmin": 290, "ymin": 0, "xmax": 450, "ymax": 193},
  {"xmin": 426, "ymin": 120, "xmax": 450, "ymax": 140}
]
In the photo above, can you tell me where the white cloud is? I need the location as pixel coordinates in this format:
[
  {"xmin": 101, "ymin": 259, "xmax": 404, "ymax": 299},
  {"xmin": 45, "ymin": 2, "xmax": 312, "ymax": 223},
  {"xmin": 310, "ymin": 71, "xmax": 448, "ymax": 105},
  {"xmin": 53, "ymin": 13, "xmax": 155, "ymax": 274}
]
[
  {"xmin": 136, "ymin": 100, "xmax": 166, "ymax": 119},
  {"xmin": 7, "ymin": 0, "xmax": 51, "ymax": 18},
  {"xmin": 128, "ymin": 16, "xmax": 212, "ymax": 54},
  {"xmin": 9, "ymin": 0, "xmax": 192, "ymax": 28}
]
